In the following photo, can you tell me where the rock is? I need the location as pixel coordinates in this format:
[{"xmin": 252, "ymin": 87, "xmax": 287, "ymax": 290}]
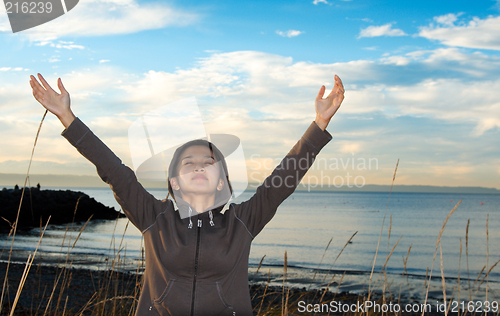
[{"xmin": 0, "ymin": 187, "xmax": 125, "ymax": 233}]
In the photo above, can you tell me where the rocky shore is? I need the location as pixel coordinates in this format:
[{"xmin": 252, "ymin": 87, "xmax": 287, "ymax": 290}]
[
  {"xmin": 0, "ymin": 186, "xmax": 124, "ymax": 233},
  {"xmin": 0, "ymin": 261, "xmax": 445, "ymax": 316}
]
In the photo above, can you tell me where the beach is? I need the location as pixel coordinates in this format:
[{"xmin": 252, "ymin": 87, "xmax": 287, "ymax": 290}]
[{"xmin": 2, "ymin": 261, "xmax": 449, "ymax": 316}]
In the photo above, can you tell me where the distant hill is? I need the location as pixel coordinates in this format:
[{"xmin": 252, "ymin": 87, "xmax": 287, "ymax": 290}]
[
  {"xmin": 1, "ymin": 173, "xmax": 499, "ymax": 194},
  {"xmin": 294, "ymin": 184, "xmax": 500, "ymax": 194}
]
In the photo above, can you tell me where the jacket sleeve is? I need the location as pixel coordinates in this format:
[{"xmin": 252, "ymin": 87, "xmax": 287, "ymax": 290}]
[
  {"xmin": 61, "ymin": 117, "xmax": 167, "ymax": 232},
  {"xmin": 234, "ymin": 121, "xmax": 332, "ymax": 238}
]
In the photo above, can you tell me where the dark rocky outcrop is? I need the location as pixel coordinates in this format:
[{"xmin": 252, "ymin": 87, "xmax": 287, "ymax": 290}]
[{"xmin": 0, "ymin": 186, "xmax": 124, "ymax": 233}]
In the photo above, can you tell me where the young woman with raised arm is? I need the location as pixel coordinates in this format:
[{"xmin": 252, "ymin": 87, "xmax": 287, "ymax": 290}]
[{"xmin": 30, "ymin": 73, "xmax": 345, "ymax": 316}]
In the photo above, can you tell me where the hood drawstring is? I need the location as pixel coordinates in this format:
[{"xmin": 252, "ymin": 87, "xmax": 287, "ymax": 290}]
[
  {"xmin": 188, "ymin": 207, "xmax": 193, "ymax": 229},
  {"xmin": 209, "ymin": 210, "xmax": 215, "ymax": 226},
  {"xmin": 187, "ymin": 207, "xmax": 216, "ymax": 228}
]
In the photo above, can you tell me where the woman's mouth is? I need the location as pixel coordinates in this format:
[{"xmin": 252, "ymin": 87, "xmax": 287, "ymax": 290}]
[{"xmin": 192, "ymin": 174, "xmax": 207, "ymax": 180}]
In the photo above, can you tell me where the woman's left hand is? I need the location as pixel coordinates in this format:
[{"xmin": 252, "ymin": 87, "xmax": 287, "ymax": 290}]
[{"xmin": 314, "ymin": 74, "xmax": 345, "ymax": 130}]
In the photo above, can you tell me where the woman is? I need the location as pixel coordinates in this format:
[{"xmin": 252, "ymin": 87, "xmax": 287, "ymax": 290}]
[{"xmin": 30, "ymin": 73, "xmax": 345, "ymax": 316}]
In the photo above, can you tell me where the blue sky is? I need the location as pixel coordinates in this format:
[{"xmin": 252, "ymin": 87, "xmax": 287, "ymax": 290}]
[{"xmin": 1, "ymin": 0, "xmax": 500, "ymax": 189}]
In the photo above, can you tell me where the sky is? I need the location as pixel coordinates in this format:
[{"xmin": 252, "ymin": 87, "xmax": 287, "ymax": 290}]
[{"xmin": 1, "ymin": 0, "xmax": 500, "ymax": 190}]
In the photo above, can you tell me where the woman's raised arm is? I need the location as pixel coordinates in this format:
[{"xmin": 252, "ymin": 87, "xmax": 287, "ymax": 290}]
[
  {"xmin": 29, "ymin": 73, "xmax": 168, "ymax": 232},
  {"xmin": 233, "ymin": 75, "xmax": 345, "ymax": 237},
  {"xmin": 30, "ymin": 73, "xmax": 75, "ymax": 128}
]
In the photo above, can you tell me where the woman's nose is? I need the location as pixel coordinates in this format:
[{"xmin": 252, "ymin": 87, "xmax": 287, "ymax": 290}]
[{"xmin": 193, "ymin": 162, "xmax": 205, "ymax": 172}]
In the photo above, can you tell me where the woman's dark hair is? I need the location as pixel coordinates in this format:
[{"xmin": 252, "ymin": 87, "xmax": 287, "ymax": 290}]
[{"xmin": 167, "ymin": 139, "xmax": 233, "ymax": 208}]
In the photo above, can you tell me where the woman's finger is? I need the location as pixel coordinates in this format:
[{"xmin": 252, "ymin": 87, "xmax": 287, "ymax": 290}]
[
  {"xmin": 334, "ymin": 75, "xmax": 344, "ymax": 91},
  {"xmin": 58, "ymin": 78, "xmax": 68, "ymax": 95},
  {"xmin": 37, "ymin": 73, "xmax": 56, "ymax": 93},
  {"xmin": 30, "ymin": 78, "xmax": 44, "ymax": 99},
  {"xmin": 30, "ymin": 75, "xmax": 44, "ymax": 92},
  {"xmin": 316, "ymin": 85, "xmax": 326, "ymax": 101}
]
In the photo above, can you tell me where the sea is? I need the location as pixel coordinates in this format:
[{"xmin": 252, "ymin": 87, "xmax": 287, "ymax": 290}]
[{"xmin": 1, "ymin": 186, "xmax": 499, "ymax": 304}]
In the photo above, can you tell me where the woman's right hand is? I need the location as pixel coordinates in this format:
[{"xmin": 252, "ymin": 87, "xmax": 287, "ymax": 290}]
[{"xmin": 30, "ymin": 73, "xmax": 75, "ymax": 128}]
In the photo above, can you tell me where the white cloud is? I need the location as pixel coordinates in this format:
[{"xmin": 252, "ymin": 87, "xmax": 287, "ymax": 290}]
[
  {"xmin": 36, "ymin": 40, "xmax": 85, "ymax": 50},
  {"xmin": 339, "ymin": 142, "xmax": 362, "ymax": 154},
  {"xmin": 419, "ymin": 14, "xmax": 500, "ymax": 50},
  {"xmin": 431, "ymin": 164, "xmax": 475, "ymax": 177},
  {"xmin": 99, "ymin": 60, "xmax": 110, "ymax": 63},
  {"xmin": 312, "ymin": 0, "xmax": 329, "ymax": 4},
  {"xmin": 276, "ymin": 30, "xmax": 304, "ymax": 38},
  {"xmin": 116, "ymin": 49, "xmax": 500, "ymax": 137},
  {"xmin": 0, "ymin": 5, "xmax": 9, "ymax": 33},
  {"xmin": 382, "ymin": 78, "xmax": 500, "ymax": 135},
  {"xmin": 358, "ymin": 23, "xmax": 407, "ymax": 38},
  {"xmin": 379, "ymin": 55, "xmax": 411, "ymax": 66},
  {"xmin": 2, "ymin": 49, "xmax": 500, "ymax": 185},
  {"xmin": 433, "ymin": 13, "xmax": 462, "ymax": 27},
  {"xmin": 9, "ymin": 0, "xmax": 198, "ymax": 42}
]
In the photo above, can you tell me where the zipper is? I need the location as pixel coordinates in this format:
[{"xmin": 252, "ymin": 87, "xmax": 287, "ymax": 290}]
[{"xmin": 190, "ymin": 222, "xmax": 202, "ymax": 316}]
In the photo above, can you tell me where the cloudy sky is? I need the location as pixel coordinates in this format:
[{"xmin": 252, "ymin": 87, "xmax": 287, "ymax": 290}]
[{"xmin": 1, "ymin": 0, "xmax": 499, "ymax": 189}]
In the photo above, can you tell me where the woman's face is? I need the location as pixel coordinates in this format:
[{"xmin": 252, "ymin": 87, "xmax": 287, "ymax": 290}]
[{"xmin": 172, "ymin": 145, "xmax": 224, "ymax": 196}]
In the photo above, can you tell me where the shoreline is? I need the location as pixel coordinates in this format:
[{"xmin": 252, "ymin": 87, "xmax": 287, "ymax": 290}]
[
  {"xmin": 1, "ymin": 249, "xmax": 496, "ymax": 308},
  {"xmin": 0, "ymin": 261, "xmax": 471, "ymax": 315}
]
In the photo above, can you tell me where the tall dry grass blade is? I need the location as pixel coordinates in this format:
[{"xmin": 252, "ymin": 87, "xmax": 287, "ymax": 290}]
[
  {"xmin": 0, "ymin": 110, "xmax": 48, "ymax": 315},
  {"xmin": 97, "ymin": 212, "xmax": 125, "ymax": 314},
  {"xmin": 439, "ymin": 243, "xmax": 447, "ymax": 316},
  {"xmin": 62, "ymin": 295, "xmax": 68, "ymax": 316},
  {"xmin": 457, "ymin": 238, "xmax": 462, "ymax": 315},
  {"xmin": 465, "ymin": 219, "xmax": 471, "ymax": 302},
  {"xmin": 93, "ymin": 296, "xmax": 138, "ymax": 307},
  {"xmin": 324, "ymin": 271, "xmax": 346, "ymax": 316},
  {"xmin": 257, "ymin": 268, "xmax": 271, "ymax": 316},
  {"xmin": 321, "ymin": 232, "xmax": 357, "ymax": 294},
  {"xmin": 282, "ymin": 251, "xmax": 288, "ymax": 316},
  {"xmin": 372, "ymin": 234, "xmax": 402, "ymax": 308},
  {"xmin": 334, "ymin": 271, "xmax": 345, "ymax": 300},
  {"xmin": 387, "ymin": 214, "xmax": 392, "ymax": 257},
  {"xmin": 256, "ymin": 255, "xmax": 266, "ymax": 275},
  {"xmin": 251, "ymin": 255, "xmax": 267, "ymax": 285},
  {"xmin": 486, "ymin": 214, "xmax": 489, "ymax": 303},
  {"xmin": 76, "ymin": 292, "xmax": 99, "ymax": 316},
  {"xmin": 424, "ymin": 267, "xmax": 428, "ymax": 288},
  {"xmin": 472, "ymin": 265, "xmax": 486, "ymax": 292},
  {"xmin": 129, "ymin": 237, "xmax": 145, "ymax": 316},
  {"xmin": 472, "ymin": 259, "xmax": 500, "ymax": 300},
  {"xmin": 381, "ymin": 236, "xmax": 402, "ymax": 269},
  {"xmin": 368, "ymin": 159, "xmax": 399, "ymax": 302},
  {"xmin": 381, "ymin": 214, "xmax": 394, "ymax": 312},
  {"xmin": 403, "ymin": 244, "xmax": 412, "ymax": 287},
  {"xmin": 9, "ymin": 215, "xmax": 51, "ymax": 316},
  {"xmin": 421, "ymin": 199, "xmax": 461, "ymax": 316},
  {"xmin": 43, "ymin": 215, "xmax": 93, "ymax": 316},
  {"xmin": 9, "ymin": 255, "xmax": 31, "ymax": 316},
  {"xmin": 308, "ymin": 237, "xmax": 332, "ymax": 291}
]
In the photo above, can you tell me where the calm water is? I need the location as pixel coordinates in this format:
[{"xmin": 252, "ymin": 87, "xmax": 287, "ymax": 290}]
[{"xmin": 1, "ymin": 187, "xmax": 499, "ymax": 301}]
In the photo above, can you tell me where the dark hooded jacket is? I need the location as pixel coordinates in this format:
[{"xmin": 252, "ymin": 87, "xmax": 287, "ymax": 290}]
[{"xmin": 62, "ymin": 117, "xmax": 332, "ymax": 316}]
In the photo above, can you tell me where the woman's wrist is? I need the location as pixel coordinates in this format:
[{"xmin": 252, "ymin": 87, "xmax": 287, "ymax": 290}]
[
  {"xmin": 58, "ymin": 110, "xmax": 76, "ymax": 129},
  {"xmin": 314, "ymin": 115, "xmax": 330, "ymax": 131}
]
